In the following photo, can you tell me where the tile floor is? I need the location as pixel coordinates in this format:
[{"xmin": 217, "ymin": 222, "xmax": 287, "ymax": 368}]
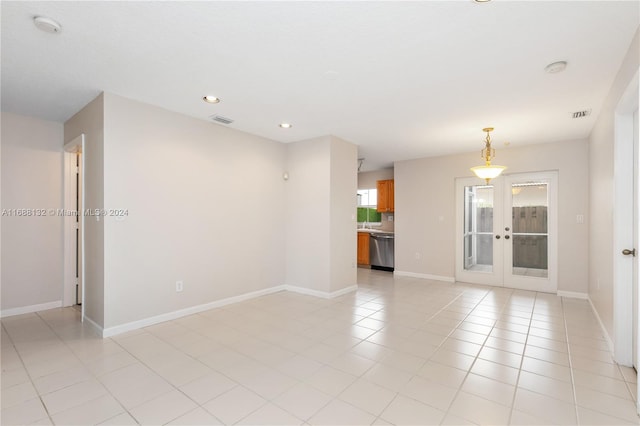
[{"xmin": 2, "ymin": 269, "xmax": 640, "ymax": 425}]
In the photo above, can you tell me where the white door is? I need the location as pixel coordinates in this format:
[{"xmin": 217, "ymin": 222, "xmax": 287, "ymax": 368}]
[
  {"xmin": 611, "ymin": 70, "xmax": 639, "ymax": 412},
  {"xmin": 63, "ymin": 134, "xmax": 85, "ymax": 319},
  {"xmin": 455, "ymin": 180, "xmax": 503, "ymax": 286},
  {"xmin": 503, "ymin": 172, "xmax": 558, "ymax": 293},
  {"xmin": 76, "ymin": 152, "xmax": 83, "ymax": 306},
  {"xmin": 632, "ymin": 107, "xmax": 639, "ymax": 370},
  {"xmin": 456, "ymin": 171, "xmax": 558, "ymax": 293}
]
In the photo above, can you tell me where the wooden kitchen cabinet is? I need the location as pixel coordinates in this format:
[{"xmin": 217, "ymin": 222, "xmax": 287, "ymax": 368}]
[
  {"xmin": 357, "ymin": 232, "xmax": 370, "ymax": 265},
  {"xmin": 377, "ymin": 179, "xmax": 394, "ymax": 213}
]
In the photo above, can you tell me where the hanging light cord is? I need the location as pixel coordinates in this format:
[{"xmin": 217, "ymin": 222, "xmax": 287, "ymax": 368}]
[{"xmin": 481, "ymin": 128, "xmax": 496, "ymax": 166}]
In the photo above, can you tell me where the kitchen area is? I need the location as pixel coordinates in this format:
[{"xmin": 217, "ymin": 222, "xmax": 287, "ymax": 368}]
[{"xmin": 357, "ymin": 169, "xmax": 395, "ymax": 272}]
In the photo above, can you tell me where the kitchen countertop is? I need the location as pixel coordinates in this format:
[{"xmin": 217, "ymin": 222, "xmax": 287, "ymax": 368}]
[{"xmin": 357, "ymin": 229, "xmax": 394, "ymax": 234}]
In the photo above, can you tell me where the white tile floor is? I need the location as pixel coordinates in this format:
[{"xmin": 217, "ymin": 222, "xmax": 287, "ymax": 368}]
[{"xmin": 2, "ymin": 269, "xmax": 639, "ymax": 425}]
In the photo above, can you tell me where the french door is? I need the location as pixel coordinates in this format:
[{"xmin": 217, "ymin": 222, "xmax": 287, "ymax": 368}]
[{"xmin": 455, "ymin": 171, "xmax": 558, "ymax": 293}]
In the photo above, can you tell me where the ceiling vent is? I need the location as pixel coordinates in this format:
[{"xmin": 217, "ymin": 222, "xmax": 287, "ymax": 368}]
[
  {"xmin": 210, "ymin": 115, "xmax": 234, "ymax": 125},
  {"xmin": 571, "ymin": 109, "xmax": 591, "ymax": 119}
]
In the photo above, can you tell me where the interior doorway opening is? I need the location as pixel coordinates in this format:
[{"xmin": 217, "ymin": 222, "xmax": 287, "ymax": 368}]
[
  {"xmin": 74, "ymin": 152, "xmax": 82, "ymax": 306},
  {"xmin": 612, "ymin": 67, "xmax": 639, "ymax": 414},
  {"xmin": 63, "ymin": 134, "xmax": 85, "ymax": 321}
]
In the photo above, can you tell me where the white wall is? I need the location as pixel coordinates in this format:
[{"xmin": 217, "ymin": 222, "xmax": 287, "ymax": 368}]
[
  {"xmin": 1, "ymin": 112, "xmax": 64, "ymax": 313},
  {"xmin": 395, "ymin": 138, "xmax": 589, "ymax": 293},
  {"xmin": 358, "ymin": 169, "xmax": 393, "ymax": 189},
  {"xmin": 65, "ymin": 94, "xmax": 105, "ymax": 327},
  {"xmin": 284, "ymin": 135, "xmax": 358, "ymax": 294},
  {"xmin": 60, "ymin": 93, "xmax": 358, "ymax": 332},
  {"xmin": 589, "ymin": 28, "xmax": 639, "ymax": 341},
  {"xmin": 101, "ymin": 93, "xmax": 287, "ymax": 329},
  {"xmin": 285, "ymin": 136, "xmax": 332, "ymax": 293},
  {"xmin": 329, "ymin": 136, "xmax": 358, "ymax": 292}
]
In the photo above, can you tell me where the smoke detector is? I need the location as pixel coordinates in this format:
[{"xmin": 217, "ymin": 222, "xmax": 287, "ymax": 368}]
[
  {"xmin": 545, "ymin": 61, "xmax": 567, "ymax": 74},
  {"xmin": 34, "ymin": 16, "xmax": 62, "ymax": 34}
]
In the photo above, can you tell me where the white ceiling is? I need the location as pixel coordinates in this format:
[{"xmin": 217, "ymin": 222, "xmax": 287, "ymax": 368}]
[{"xmin": 2, "ymin": 1, "xmax": 638, "ymax": 171}]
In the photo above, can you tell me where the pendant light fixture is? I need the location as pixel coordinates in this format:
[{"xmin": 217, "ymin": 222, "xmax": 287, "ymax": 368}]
[{"xmin": 470, "ymin": 127, "xmax": 506, "ymax": 184}]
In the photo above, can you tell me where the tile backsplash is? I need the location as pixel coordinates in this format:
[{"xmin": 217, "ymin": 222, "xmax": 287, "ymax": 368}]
[{"xmin": 378, "ymin": 212, "xmax": 394, "ymax": 232}]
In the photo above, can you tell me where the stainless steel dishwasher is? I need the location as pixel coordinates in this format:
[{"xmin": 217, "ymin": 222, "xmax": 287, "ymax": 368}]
[{"xmin": 370, "ymin": 233, "xmax": 394, "ymax": 271}]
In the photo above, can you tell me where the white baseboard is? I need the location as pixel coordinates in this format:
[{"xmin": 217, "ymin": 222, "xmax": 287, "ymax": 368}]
[
  {"xmin": 12, "ymin": 284, "xmax": 358, "ymax": 338},
  {"xmin": 1, "ymin": 300, "xmax": 62, "ymax": 318},
  {"xmin": 102, "ymin": 285, "xmax": 287, "ymax": 338},
  {"xmin": 285, "ymin": 284, "xmax": 358, "ymax": 299},
  {"xmin": 557, "ymin": 290, "xmax": 588, "ymax": 299},
  {"xmin": 393, "ymin": 270, "xmax": 455, "ymax": 283},
  {"xmin": 587, "ymin": 296, "xmax": 615, "ymax": 355},
  {"xmin": 83, "ymin": 314, "xmax": 105, "ymax": 338}
]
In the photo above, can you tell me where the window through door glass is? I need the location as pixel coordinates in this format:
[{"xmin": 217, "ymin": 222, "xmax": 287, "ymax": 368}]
[
  {"xmin": 511, "ymin": 183, "xmax": 548, "ymax": 278},
  {"xmin": 463, "ymin": 185, "xmax": 494, "ymax": 272}
]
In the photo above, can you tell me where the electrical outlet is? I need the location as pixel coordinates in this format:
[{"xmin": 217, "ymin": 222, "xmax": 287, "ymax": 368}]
[
  {"xmin": 176, "ymin": 281, "xmax": 184, "ymax": 292},
  {"xmin": 415, "ymin": 252, "xmax": 421, "ymax": 260}
]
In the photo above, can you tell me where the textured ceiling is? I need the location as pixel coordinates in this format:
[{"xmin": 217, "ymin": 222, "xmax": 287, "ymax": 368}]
[{"xmin": 2, "ymin": 1, "xmax": 638, "ymax": 171}]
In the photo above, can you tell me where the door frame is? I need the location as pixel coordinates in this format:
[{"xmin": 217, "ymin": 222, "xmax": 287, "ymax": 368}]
[
  {"xmin": 63, "ymin": 134, "xmax": 85, "ymax": 321},
  {"xmin": 503, "ymin": 171, "xmax": 558, "ymax": 294},
  {"xmin": 613, "ymin": 68, "xmax": 639, "ymax": 368},
  {"xmin": 455, "ymin": 171, "xmax": 558, "ymax": 293},
  {"xmin": 455, "ymin": 177, "xmax": 503, "ymax": 286}
]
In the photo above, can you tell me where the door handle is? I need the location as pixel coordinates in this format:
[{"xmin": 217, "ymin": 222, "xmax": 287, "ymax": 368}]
[
  {"xmin": 495, "ymin": 235, "xmax": 501, "ymax": 239},
  {"xmin": 505, "ymin": 235, "xmax": 510, "ymax": 240},
  {"xmin": 622, "ymin": 248, "xmax": 636, "ymax": 256}
]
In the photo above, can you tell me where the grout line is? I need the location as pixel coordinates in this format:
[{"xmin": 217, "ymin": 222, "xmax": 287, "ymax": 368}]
[
  {"xmin": 139, "ymin": 296, "xmax": 377, "ymax": 424},
  {"xmin": 107, "ymin": 331, "xmax": 230, "ymax": 424},
  {"xmin": 432, "ymin": 285, "xmax": 519, "ymax": 421},
  {"xmin": 7, "ymin": 272, "xmax": 629, "ymax": 426},
  {"xmin": 34, "ymin": 310, "xmax": 144, "ymax": 425},
  {"xmin": 506, "ymin": 291, "xmax": 535, "ymax": 425},
  {"xmin": 1, "ymin": 314, "xmax": 71, "ymax": 425},
  {"xmin": 560, "ymin": 297, "xmax": 581, "ymax": 424},
  {"xmin": 619, "ymin": 365, "xmax": 639, "ymax": 403},
  {"xmin": 8, "ymin": 314, "xmax": 61, "ymax": 425}
]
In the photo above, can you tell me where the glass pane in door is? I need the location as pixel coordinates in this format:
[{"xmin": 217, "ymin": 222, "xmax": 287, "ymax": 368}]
[
  {"xmin": 511, "ymin": 183, "xmax": 548, "ymax": 278},
  {"xmin": 463, "ymin": 185, "xmax": 494, "ymax": 272}
]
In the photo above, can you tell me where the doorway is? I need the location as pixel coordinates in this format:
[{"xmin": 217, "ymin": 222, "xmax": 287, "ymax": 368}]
[
  {"xmin": 455, "ymin": 171, "xmax": 558, "ymax": 293},
  {"xmin": 63, "ymin": 135, "xmax": 85, "ymax": 320},
  {"xmin": 634, "ymin": 107, "xmax": 638, "ymax": 372},
  {"xmin": 74, "ymin": 152, "xmax": 82, "ymax": 306},
  {"xmin": 612, "ymin": 68, "xmax": 639, "ymax": 414}
]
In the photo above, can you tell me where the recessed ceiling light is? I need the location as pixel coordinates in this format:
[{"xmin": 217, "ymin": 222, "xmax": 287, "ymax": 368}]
[
  {"xmin": 33, "ymin": 16, "xmax": 62, "ymax": 34},
  {"xmin": 202, "ymin": 95, "xmax": 220, "ymax": 104},
  {"xmin": 544, "ymin": 61, "xmax": 568, "ymax": 74},
  {"xmin": 279, "ymin": 123, "xmax": 292, "ymax": 129},
  {"xmin": 473, "ymin": 0, "xmax": 492, "ymax": 3}
]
